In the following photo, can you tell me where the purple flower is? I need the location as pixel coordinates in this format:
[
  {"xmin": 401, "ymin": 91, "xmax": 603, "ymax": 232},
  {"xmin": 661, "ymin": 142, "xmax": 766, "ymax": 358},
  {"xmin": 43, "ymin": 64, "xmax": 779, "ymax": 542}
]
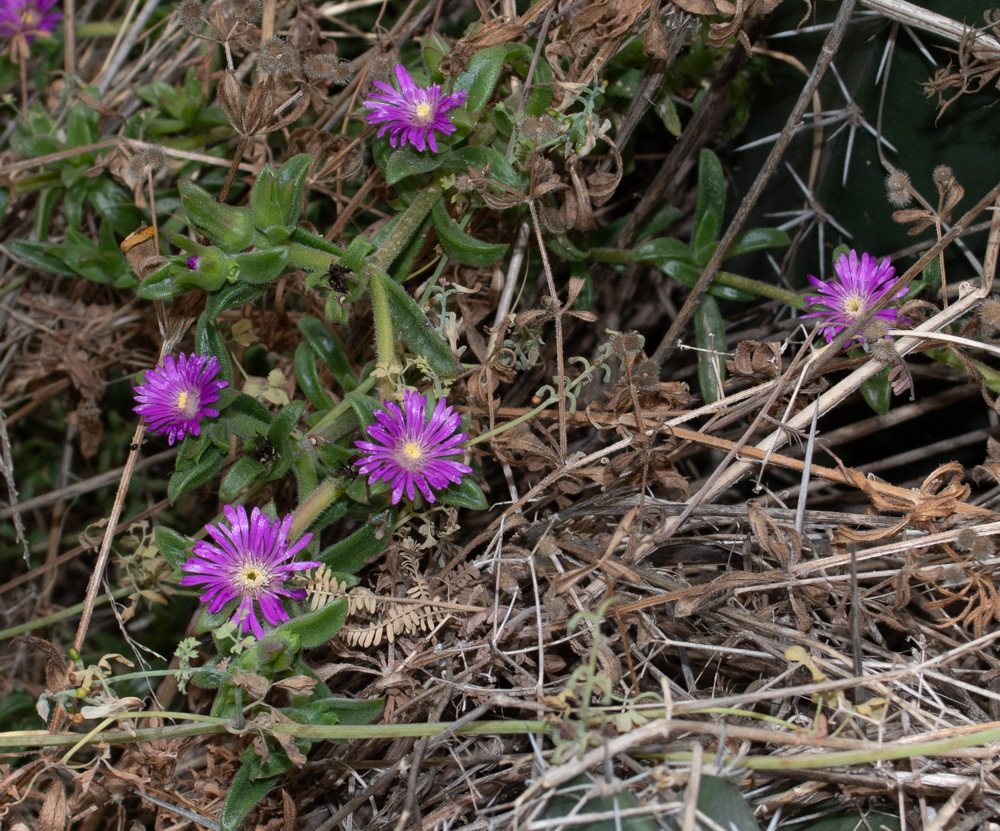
[
  {"xmin": 362, "ymin": 64, "xmax": 467, "ymax": 152},
  {"xmin": 180, "ymin": 506, "xmax": 320, "ymax": 638},
  {"xmin": 186, "ymin": 255, "xmax": 201, "ymax": 271},
  {"xmin": 0, "ymin": 0, "xmax": 61, "ymax": 42},
  {"xmin": 802, "ymin": 250, "xmax": 906, "ymax": 344},
  {"xmin": 355, "ymin": 389, "xmax": 472, "ymax": 504},
  {"xmin": 133, "ymin": 353, "xmax": 228, "ymax": 445}
]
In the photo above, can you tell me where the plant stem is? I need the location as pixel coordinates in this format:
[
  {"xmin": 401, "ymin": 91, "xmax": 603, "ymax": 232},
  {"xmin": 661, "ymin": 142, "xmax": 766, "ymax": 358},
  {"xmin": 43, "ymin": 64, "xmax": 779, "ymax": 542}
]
[
  {"xmin": 587, "ymin": 247, "xmax": 806, "ymax": 308},
  {"xmin": 0, "ymin": 587, "xmax": 131, "ymax": 641},
  {"xmin": 368, "ymin": 185, "xmax": 441, "ymax": 273},
  {"xmin": 309, "ymin": 373, "xmax": 378, "ymax": 438},
  {"xmin": 291, "ymin": 475, "xmax": 346, "ymax": 540},
  {"xmin": 368, "ymin": 272, "xmax": 397, "ymax": 400}
]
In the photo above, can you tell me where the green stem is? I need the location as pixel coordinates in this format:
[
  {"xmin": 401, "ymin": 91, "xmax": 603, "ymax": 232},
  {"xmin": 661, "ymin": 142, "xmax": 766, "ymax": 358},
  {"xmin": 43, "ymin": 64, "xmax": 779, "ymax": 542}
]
[
  {"xmin": 468, "ymin": 394, "xmax": 559, "ymax": 447},
  {"xmin": 587, "ymin": 248, "xmax": 807, "ymax": 309},
  {"xmin": 291, "ymin": 476, "xmax": 346, "ymax": 540},
  {"xmin": 368, "ymin": 185, "xmax": 442, "ymax": 273},
  {"xmin": 368, "ymin": 272, "xmax": 397, "ymax": 400},
  {"xmin": 308, "ymin": 373, "xmax": 378, "ymax": 438},
  {"xmin": 0, "ymin": 588, "xmax": 131, "ymax": 641}
]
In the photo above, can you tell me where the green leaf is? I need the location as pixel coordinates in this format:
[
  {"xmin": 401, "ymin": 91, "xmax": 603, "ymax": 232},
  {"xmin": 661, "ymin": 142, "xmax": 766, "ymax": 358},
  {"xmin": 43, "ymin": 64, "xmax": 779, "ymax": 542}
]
[
  {"xmin": 194, "ymin": 318, "xmax": 234, "ymax": 384},
  {"xmin": 693, "ymin": 776, "xmax": 759, "ymax": 831},
  {"xmin": 634, "ymin": 237, "xmax": 694, "ymax": 266},
  {"xmin": 543, "ymin": 776, "xmax": 659, "ymax": 831},
  {"xmin": 155, "ymin": 526, "xmax": 190, "ymax": 574},
  {"xmin": 378, "ymin": 273, "xmax": 460, "ymax": 376},
  {"xmin": 319, "ymin": 512, "xmax": 395, "ymax": 574},
  {"xmin": 179, "ymin": 179, "xmax": 256, "ymax": 254},
  {"xmin": 319, "ymin": 697, "xmax": 384, "ymax": 725},
  {"xmin": 269, "ymin": 400, "xmax": 305, "ymax": 444},
  {"xmin": 271, "ymin": 598, "xmax": 348, "ymax": 649},
  {"xmin": 431, "ymin": 200, "xmax": 508, "ymax": 267},
  {"xmin": 861, "ymin": 365, "xmax": 892, "ymax": 415},
  {"xmin": 219, "ymin": 455, "xmax": 266, "ymax": 503},
  {"xmin": 230, "ymin": 248, "xmax": 290, "ymax": 284},
  {"xmin": 726, "ymin": 227, "xmax": 791, "ymax": 258},
  {"xmin": 382, "ymin": 145, "xmax": 443, "ymax": 187},
  {"xmin": 168, "ymin": 448, "xmax": 226, "ymax": 503},
  {"xmin": 694, "ymin": 295, "xmax": 727, "ymax": 405},
  {"xmin": 1, "ymin": 239, "xmax": 76, "ymax": 276},
  {"xmin": 454, "ymin": 45, "xmax": 506, "ymax": 111},
  {"xmin": 220, "ymin": 755, "xmax": 286, "ymax": 831},
  {"xmin": 298, "ymin": 316, "xmax": 356, "ymax": 390},
  {"xmin": 662, "ymin": 260, "xmax": 756, "ymax": 302},
  {"xmin": 693, "ymin": 149, "xmax": 725, "ymax": 248},
  {"xmin": 437, "ymin": 476, "xmax": 487, "ymax": 510},
  {"xmin": 204, "ymin": 281, "xmax": 271, "ymax": 317},
  {"xmin": 224, "ymin": 394, "xmax": 272, "ymax": 440},
  {"xmin": 294, "ymin": 343, "xmax": 336, "ymax": 411}
]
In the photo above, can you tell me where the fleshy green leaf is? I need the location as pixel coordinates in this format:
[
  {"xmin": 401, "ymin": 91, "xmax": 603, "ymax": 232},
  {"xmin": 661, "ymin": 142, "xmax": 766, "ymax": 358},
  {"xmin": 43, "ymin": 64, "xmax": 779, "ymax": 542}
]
[
  {"xmin": 168, "ymin": 448, "xmax": 226, "ymax": 503},
  {"xmin": 726, "ymin": 227, "xmax": 791, "ymax": 258},
  {"xmin": 861, "ymin": 365, "xmax": 892, "ymax": 415},
  {"xmin": 377, "ymin": 273, "xmax": 460, "ymax": 376},
  {"xmin": 319, "ymin": 512, "xmax": 395, "ymax": 574},
  {"xmin": 220, "ymin": 751, "xmax": 290, "ymax": 831},
  {"xmin": 431, "ymin": 200, "xmax": 508, "ymax": 267},
  {"xmin": 381, "ymin": 145, "xmax": 443, "ymax": 186},
  {"xmin": 298, "ymin": 316, "xmax": 356, "ymax": 390},
  {"xmin": 295, "ymin": 342, "xmax": 336, "ymax": 411},
  {"xmin": 271, "ymin": 598, "xmax": 348, "ymax": 649},
  {"xmin": 219, "ymin": 455, "xmax": 266, "ymax": 502},
  {"xmin": 454, "ymin": 45, "xmax": 506, "ymax": 111},
  {"xmin": 693, "ymin": 149, "xmax": 725, "ymax": 249},
  {"xmin": 224, "ymin": 394, "xmax": 272, "ymax": 439},
  {"xmin": 437, "ymin": 476, "xmax": 487, "ymax": 510},
  {"xmin": 155, "ymin": 526, "xmax": 190, "ymax": 573}
]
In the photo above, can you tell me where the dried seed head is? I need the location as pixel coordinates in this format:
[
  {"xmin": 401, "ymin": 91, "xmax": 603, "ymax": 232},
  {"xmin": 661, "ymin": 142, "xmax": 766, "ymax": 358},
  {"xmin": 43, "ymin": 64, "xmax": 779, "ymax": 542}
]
[
  {"xmin": 126, "ymin": 154, "xmax": 148, "ymax": 181},
  {"xmin": 140, "ymin": 145, "xmax": 167, "ymax": 172},
  {"xmin": 176, "ymin": 0, "xmax": 204, "ymax": 33},
  {"xmin": 864, "ymin": 319, "xmax": 891, "ymax": 341},
  {"xmin": 981, "ymin": 298, "xmax": 1000, "ymax": 337},
  {"xmin": 868, "ymin": 338, "xmax": 897, "ymax": 365},
  {"xmin": 257, "ymin": 37, "xmax": 284, "ymax": 73},
  {"xmin": 631, "ymin": 359, "xmax": 661, "ymax": 393},
  {"xmin": 955, "ymin": 527, "xmax": 979, "ymax": 551},
  {"xmin": 610, "ymin": 330, "xmax": 645, "ymax": 356},
  {"xmin": 368, "ymin": 53, "xmax": 396, "ymax": 83},
  {"xmin": 885, "ymin": 170, "xmax": 912, "ymax": 207},
  {"xmin": 972, "ymin": 536, "xmax": 996, "ymax": 560},
  {"xmin": 520, "ymin": 115, "xmax": 559, "ymax": 141},
  {"xmin": 303, "ymin": 53, "xmax": 340, "ymax": 80},
  {"xmin": 277, "ymin": 43, "xmax": 301, "ymax": 75},
  {"xmin": 933, "ymin": 164, "xmax": 954, "ymax": 189},
  {"xmin": 453, "ymin": 173, "xmax": 475, "ymax": 193},
  {"xmin": 329, "ymin": 60, "xmax": 354, "ymax": 86},
  {"xmin": 229, "ymin": 0, "xmax": 263, "ymax": 23}
]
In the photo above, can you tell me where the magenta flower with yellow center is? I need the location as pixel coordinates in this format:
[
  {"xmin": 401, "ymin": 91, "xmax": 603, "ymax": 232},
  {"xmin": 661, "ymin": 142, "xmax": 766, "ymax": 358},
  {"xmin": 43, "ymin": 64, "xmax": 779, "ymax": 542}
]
[
  {"xmin": 802, "ymin": 249, "xmax": 906, "ymax": 344},
  {"xmin": 362, "ymin": 64, "xmax": 467, "ymax": 152},
  {"xmin": 180, "ymin": 506, "xmax": 320, "ymax": 638},
  {"xmin": 133, "ymin": 353, "xmax": 228, "ymax": 445},
  {"xmin": 0, "ymin": 0, "xmax": 61, "ymax": 43},
  {"xmin": 355, "ymin": 389, "xmax": 472, "ymax": 504}
]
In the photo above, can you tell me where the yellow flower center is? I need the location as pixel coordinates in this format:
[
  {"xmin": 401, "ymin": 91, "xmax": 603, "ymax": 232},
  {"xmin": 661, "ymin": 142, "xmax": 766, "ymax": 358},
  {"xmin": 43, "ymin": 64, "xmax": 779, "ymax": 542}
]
[
  {"xmin": 175, "ymin": 388, "xmax": 200, "ymax": 418},
  {"xmin": 413, "ymin": 102, "xmax": 433, "ymax": 125},
  {"xmin": 396, "ymin": 441, "xmax": 424, "ymax": 471},
  {"xmin": 843, "ymin": 295, "xmax": 865, "ymax": 319},
  {"xmin": 234, "ymin": 560, "xmax": 274, "ymax": 597}
]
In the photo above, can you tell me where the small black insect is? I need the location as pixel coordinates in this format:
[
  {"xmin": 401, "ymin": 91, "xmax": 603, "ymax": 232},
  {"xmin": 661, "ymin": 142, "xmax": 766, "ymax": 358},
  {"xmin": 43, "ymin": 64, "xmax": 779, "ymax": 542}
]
[
  {"xmin": 252, "ymin": 442, "xmax": 278, "ymax": 467},
  {"xmin": 325, "ymin": 263, "xmax": 352, "ymax": 293},
  {"xmin": 130, "ymin": 443, "xmax": 139, "ymax": 451}
]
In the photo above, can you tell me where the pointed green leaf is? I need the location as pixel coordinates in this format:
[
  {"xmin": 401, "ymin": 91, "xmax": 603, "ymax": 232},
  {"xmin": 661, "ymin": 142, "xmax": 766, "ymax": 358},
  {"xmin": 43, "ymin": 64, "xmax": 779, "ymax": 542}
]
[
  {"xmin": 431, "ymin": 200, "xmax": 507, "ymax": 266},
  {"xmin": 693, "ymin": 149, "xmax": 725, "ymax": 247},
  {"xmin": 319, "ymin": 512, "xmax": 395, "ymax": 574},
  {"xmin": 155, "ymin": 526, "xmax": 190, "ymax": 574},
  {"xmin": 727, "ymin": 227, "xmax": 790, "ymax": 258},
  {"xmin": 294, "ymin": 343, "xmax": 335, "ymax": 411},
  {"xmin": 219, "ymin": 455, "xmax": 267, "ymax": 502},
  {"xmin": 861, "ymin": 365, "xmax": 892, "ymax": 415},
  {"xmin": 271, "ymin": 598, "xmax": 348, "ymax": 648},
  {"xmin": 437, "ymin": 476, "xmax": 487, "ymax": 510},
  {"xmin": 454, "ymin": 45, "xmax": 506, "ymax": 111},
  {"xmin": 168, "ymin": 448, "xmax": 226, "ymax": 503},
  {"xmin": 377, "ymin": 273, "xmax": 460, "ymax": 376},
  {"xmin": 298, "ymin": 316, "xmax": 356, "ymax": 389},
  {"xmin": 382, "ymin": 146, "xmax": 443, "ymax": 186}
]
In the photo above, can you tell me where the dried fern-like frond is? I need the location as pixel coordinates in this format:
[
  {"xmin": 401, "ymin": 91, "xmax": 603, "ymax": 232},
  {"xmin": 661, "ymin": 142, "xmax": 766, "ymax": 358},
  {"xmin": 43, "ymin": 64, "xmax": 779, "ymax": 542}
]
[{"xmin": 306, "ymin": 565, "xmax": 353, "ymax": 611}]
